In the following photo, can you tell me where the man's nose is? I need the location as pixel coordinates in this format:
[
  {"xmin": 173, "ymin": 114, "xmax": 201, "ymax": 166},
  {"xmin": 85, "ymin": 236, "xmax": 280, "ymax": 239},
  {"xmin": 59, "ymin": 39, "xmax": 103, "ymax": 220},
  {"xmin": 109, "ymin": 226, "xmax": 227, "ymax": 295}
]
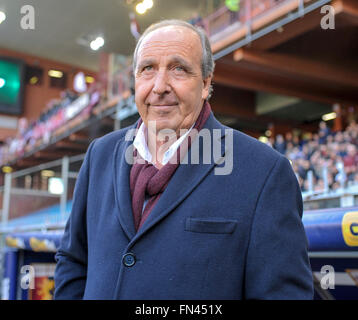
[{"xmin": 152, "ymin": 70, "xmax": 170, "ymax": 95}]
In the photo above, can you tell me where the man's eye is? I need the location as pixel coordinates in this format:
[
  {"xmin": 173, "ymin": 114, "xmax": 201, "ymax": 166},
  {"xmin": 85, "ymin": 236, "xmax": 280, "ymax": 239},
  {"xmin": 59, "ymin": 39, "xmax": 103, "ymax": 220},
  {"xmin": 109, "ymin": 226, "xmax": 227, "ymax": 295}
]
[
  {"xmin": 142, "ymin": 66, "xmax": 153, "ymax": 72},
  {"xmin": 174, "ymin": 66, "xmax": 185, "ymax": 72}
]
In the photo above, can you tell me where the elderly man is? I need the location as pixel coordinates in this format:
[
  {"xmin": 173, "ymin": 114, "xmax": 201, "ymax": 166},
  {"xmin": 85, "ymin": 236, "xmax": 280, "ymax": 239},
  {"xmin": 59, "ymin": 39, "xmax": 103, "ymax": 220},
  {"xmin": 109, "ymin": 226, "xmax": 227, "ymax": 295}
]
[{"xmin": 54, "ymin": 20, "xmax": 313, "ymax": 299}]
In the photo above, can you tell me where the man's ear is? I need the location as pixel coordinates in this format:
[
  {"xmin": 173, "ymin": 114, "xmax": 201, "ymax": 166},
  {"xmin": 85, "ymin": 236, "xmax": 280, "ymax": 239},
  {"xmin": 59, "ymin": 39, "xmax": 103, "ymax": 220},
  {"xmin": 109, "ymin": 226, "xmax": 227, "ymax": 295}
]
[{"xmin": 202, "ymin": 75, "xmax": 213, "ymax": 100}]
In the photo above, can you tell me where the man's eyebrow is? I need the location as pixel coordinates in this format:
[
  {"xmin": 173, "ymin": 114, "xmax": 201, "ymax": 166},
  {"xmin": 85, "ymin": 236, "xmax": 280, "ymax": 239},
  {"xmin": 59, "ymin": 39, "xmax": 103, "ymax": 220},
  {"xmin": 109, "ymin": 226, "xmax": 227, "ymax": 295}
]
[
  {"xmin": 137, "ymin": 59, "xmax": 156, "ymax": 69},
  {"xmin": 136, "ymin": 56, "xmax": 195, "ymax": 72},
  {"xmin": 169, "ymin": 56, "xmax": 192, "ymax": 70}
]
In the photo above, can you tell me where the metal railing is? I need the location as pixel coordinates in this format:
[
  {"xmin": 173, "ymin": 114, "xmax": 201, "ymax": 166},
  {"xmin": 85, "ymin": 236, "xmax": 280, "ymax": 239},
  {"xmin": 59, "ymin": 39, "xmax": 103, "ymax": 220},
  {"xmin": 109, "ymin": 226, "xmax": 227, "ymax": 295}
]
[
  {"xmin": 0, "ymin": 154, "xmax": 85, "ymax": 232},
  {"xmin": 210, "ymin": 0, "xmax": 332, "ymax": 60},
  {"xmin": 204, "ymin": 0, "xmax": 287, "ymax": 36},
  {"xmin": 298, "ymin": 160, "xmax": 358, "ymax": 210}
]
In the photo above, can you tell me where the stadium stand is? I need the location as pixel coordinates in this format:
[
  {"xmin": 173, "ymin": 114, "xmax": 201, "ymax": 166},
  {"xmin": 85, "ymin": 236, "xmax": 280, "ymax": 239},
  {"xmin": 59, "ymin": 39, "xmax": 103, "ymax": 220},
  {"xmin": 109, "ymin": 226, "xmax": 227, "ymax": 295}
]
[{"xmin": 272, "ymin": 119, "xmax": 358, "ymax": 194}]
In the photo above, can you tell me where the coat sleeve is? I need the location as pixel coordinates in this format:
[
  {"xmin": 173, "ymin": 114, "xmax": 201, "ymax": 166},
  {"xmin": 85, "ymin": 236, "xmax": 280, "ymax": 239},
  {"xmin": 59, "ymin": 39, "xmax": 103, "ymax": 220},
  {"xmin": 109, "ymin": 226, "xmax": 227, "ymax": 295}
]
[
  {"xmin": 244, "ymin": 155, "xmax": 314, "ymax": 300},
  {"xmin": 54, "ymin": 140, "xmax": 96, "ymax": 300}
]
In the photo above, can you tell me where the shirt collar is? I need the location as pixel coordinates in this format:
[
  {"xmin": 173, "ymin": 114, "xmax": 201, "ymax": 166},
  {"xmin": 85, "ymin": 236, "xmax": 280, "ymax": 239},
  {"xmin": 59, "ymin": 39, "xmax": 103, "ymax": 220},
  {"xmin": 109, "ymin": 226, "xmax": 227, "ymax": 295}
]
[{"xmin": 133, "ymin": 122, "xmax": 194, "ymax": 165}]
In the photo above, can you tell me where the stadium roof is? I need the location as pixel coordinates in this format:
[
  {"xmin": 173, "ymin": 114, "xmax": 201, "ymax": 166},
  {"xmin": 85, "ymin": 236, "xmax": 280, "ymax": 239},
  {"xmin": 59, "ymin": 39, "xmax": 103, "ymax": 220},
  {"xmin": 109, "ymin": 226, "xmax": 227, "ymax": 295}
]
[{"xmin": 0, "ymin": 0, "xmax": 205, "ymax": 71}]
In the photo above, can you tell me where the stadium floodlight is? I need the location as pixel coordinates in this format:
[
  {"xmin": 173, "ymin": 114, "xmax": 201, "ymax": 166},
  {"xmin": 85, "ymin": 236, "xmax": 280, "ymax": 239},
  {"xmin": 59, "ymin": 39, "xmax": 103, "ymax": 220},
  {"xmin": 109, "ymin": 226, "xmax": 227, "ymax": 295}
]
[
  {"xmin": 136, "ymin": 2, "xmax": 147, "ymax": 14},
  {"xmin": 322, "ymin": 112, "xmax": 337, "ymax": 121},
  {"xmin": 136, "ymin": 0, "xmax": 153, "ymax": 14},
  {"xmin": 41, "ymin": 170, "xmax": 55, "ymax": 177},
  {"xmin": 2, "ymin": 166, "xmax": 12, "ymax": 173},
  {"xmin": 90, "ymin": 36, "xmax": 105, "ymax": 51},
  {"xmin": 259, "ymin": 136, "xmax": 268, "ymax": 143},
  {"xmin": 0, "ymin": 11, "xmax": 6, "ymax": 24},
  {"xmin": 49, "ymin": 177, "xmax": 64, "ymax": 194},
  {"xmin": 85, "ymin": 76, "xmax": 95, "ymax": 83},
  {"xmin": 48, "ymin": 70, "xmax": 63, "ymax": 78},
  {"xmin": 0, "ymin": 77, "xmax": 5, "ymax": 88}
]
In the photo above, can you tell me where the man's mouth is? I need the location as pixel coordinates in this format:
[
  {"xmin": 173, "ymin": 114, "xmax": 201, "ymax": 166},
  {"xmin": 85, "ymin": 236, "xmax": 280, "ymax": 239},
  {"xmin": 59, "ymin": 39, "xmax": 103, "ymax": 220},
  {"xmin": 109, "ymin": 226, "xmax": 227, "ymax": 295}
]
[
  {"xmin": 148, "ymin": 103, "xmax": 178, "ymax": 107},
  {"xmin": 147, "ymin": 103, "xmax": 178, "ymax": 110}
]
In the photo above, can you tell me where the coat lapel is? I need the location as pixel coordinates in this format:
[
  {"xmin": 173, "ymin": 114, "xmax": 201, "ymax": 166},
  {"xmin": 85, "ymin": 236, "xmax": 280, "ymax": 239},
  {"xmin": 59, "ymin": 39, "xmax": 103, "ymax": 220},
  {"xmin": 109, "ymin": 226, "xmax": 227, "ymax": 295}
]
[
  {"xmin": 112, "ymin": 124, "xmax": 138, "ymax": 240},
  {"xmin": 132, "ymin": 113, "xmax": 228, "ymax": 242}
]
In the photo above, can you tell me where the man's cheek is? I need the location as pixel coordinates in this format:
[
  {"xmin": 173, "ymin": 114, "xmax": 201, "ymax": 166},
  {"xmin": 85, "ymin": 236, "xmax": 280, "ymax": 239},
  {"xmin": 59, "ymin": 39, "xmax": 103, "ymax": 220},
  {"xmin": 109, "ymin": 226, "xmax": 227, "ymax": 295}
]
[
  {"xmin": 136, "ymin": 85, "xmax": 152, "ymax": 101},
  {"xmin": 135, "ymin": 90, "xmax": 147, "ymax": 105}
]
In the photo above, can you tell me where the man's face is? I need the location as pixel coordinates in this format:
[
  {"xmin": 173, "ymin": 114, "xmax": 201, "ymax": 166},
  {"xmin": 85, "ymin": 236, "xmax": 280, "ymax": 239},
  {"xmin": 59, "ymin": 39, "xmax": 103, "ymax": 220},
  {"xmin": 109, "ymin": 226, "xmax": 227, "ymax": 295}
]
[{"xmin": 134, "ymin": 25, "xmax": 212, "ymax": 134}]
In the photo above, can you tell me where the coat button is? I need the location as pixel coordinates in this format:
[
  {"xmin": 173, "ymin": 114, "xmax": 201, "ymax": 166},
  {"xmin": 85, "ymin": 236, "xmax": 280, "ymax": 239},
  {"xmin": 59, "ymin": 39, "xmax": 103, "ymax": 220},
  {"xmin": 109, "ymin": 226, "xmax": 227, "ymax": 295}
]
[{"xmin": 123, "ymin": 253, "xmax": 136, "ymax": 267}]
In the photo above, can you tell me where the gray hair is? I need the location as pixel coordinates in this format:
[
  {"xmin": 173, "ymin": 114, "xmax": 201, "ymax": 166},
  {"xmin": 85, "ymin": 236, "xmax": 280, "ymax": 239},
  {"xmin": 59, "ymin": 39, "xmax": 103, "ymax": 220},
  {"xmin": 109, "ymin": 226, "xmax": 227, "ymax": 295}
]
[{"xmin": 132, "ymin": 19, "xmax": 215, "ymax": 97}]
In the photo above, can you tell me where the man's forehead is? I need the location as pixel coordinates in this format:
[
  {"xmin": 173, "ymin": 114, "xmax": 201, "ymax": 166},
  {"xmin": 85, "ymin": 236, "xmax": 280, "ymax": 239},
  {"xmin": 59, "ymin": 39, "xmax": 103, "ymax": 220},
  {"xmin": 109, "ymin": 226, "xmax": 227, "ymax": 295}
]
[{"xmin": 138, "ymin": 25, "xmax": 202, "ymax": 54}]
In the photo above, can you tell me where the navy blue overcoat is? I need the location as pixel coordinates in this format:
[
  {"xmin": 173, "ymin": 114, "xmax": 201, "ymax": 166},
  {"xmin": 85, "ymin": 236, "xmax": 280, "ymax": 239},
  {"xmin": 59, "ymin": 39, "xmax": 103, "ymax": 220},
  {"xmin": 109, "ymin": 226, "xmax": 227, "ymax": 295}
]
[{"xmin": 54, "ymin": 113, "xmax": 313, "ymax": 299}]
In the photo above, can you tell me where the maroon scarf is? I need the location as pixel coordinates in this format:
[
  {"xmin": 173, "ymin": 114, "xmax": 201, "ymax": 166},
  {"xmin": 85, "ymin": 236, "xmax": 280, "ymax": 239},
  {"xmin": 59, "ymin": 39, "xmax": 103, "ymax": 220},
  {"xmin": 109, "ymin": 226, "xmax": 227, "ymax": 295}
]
[{"xmin": 130, "ymin": 101, "xmax": 212, "ymax": 231}]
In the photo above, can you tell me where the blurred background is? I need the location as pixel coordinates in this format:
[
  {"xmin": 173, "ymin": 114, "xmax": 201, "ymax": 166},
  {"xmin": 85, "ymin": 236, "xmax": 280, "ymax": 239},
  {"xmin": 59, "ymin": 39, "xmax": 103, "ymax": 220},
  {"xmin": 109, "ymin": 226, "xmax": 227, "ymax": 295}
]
[{"xmin": 0, "ymin": 0, "xmax": 357, "ymax": 300}]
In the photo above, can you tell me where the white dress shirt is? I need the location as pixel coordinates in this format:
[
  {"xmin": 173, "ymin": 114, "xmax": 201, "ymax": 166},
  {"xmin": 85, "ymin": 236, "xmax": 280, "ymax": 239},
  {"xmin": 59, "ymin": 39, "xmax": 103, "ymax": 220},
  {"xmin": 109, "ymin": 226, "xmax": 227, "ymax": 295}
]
[{"xmin": 133, "ymin": 122, "xmax": 194, "ymax": 166}]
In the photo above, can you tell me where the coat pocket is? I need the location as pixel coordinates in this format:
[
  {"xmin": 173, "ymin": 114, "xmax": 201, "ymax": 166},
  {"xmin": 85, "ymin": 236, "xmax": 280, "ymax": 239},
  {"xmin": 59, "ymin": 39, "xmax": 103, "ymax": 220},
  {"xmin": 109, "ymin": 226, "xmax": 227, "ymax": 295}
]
[{"xmin": 185, "ymin": 217, "xmax": 238, "ymax": 234}]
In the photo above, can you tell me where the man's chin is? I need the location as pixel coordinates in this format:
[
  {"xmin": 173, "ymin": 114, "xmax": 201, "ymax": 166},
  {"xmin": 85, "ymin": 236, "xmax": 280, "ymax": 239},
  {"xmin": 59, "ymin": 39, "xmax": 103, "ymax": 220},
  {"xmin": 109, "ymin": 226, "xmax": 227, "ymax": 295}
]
[{"xmin": 146, "ymin": 119, "xmax": 178, "ymax": 134}]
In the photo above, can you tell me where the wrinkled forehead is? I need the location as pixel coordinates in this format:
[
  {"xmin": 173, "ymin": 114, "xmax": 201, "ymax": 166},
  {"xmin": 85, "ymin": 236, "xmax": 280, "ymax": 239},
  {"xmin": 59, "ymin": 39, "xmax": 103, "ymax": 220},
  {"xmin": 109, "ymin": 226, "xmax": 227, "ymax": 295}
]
[{"xmin": 137, "ymin": 25, "xmax": 202, "ymax": 61}]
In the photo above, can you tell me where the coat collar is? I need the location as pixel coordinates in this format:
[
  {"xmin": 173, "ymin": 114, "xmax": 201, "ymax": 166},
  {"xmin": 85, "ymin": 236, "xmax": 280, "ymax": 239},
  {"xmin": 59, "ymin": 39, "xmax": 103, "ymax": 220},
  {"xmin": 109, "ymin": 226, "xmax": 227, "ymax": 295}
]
[{"xmin": 113, "ymin": 112, "xmax": 228, "ymax": 241}]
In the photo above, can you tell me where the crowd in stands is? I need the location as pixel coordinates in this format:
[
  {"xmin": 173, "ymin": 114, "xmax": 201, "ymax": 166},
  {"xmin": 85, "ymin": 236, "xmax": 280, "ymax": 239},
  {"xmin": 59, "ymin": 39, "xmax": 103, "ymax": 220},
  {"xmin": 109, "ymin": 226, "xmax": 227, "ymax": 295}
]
[
  {"xmin": 0, "ymin": 87, "xmax": 101, "ymax": 165},
  {"xmin": 270, "ymin": 120, "xmax": 358, "ymax": 194}
]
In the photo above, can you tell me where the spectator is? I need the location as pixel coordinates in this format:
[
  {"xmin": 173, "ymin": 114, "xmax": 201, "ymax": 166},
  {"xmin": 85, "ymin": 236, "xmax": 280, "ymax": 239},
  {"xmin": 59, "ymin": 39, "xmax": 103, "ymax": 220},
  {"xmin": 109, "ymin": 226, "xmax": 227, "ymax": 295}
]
[
  {"xmin": 343, "ymin": 144, "xmax": 358, "ymax": 181},
  {"xmin": 273, "ymin": 134, "xmax": 286, "ymax": 155},
  {"xmin": 318, "ymin": 121, "xmax": 331, "ymax": 144}
]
